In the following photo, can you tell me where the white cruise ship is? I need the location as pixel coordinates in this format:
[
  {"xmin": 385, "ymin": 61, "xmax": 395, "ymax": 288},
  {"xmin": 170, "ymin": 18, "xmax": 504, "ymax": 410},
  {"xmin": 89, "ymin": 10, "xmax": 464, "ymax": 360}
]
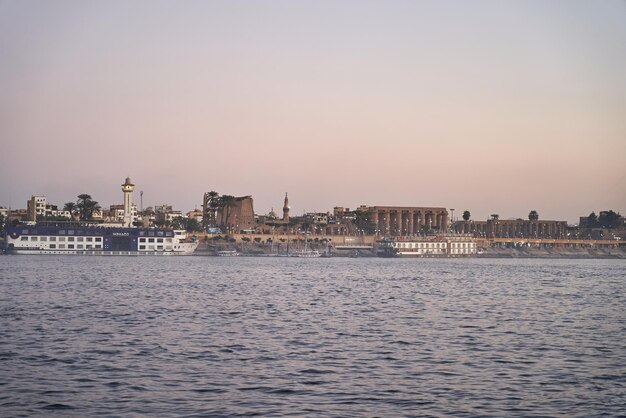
[{"xmin": 4, "ymin": 224, "xmax": 198, "ymax": 256}]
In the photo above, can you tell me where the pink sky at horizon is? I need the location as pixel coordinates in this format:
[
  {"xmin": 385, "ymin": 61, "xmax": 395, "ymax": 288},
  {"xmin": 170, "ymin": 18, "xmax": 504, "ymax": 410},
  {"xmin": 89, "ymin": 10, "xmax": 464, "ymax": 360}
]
[{"xmin": 1, "ymin": 1, "xmax": 624, "ymax": 223}]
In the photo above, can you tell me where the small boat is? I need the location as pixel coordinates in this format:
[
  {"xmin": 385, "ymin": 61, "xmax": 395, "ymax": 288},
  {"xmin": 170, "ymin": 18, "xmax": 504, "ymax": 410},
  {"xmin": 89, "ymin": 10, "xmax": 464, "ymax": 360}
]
[
  {"xmin": 290, "ymin": 249, "xmax": 322, "ymax": 258},
  {"xmin": 217, "ymin": 250, "xmax": 240, "ymax": 257}
]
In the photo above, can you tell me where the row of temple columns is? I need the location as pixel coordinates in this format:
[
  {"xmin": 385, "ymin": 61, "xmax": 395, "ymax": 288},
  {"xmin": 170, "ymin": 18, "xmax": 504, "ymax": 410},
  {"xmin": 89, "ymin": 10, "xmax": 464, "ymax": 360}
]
[
  {"xmin": 371, "ymin": 209, "xmax": 449, "ymax": 237},
  {"xmin": 454, "ymin": 221, "xmax": 567, "ymax": 238}
]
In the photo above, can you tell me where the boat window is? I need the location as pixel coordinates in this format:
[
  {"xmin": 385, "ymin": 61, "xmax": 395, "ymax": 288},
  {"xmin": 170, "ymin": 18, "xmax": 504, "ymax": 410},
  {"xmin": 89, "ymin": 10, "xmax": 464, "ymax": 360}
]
[
  {"xmin": 49, "ymin": 236, "xmax": 56, "ymax": 241},
  {"xmin": 77, "ymin": 237, "xmax": 84, "ymax": 242},
  {"xmin": 157, "ymin": 231, "xmax": 164, "ymax": 236},
  {"xmin": 40, "ymin": 236, "xmax": 47, "ymax": 241},
  {"xmin": 22, "ymin": 229, "xmax": 28, "ymax": 234},
  {"xmin": 157, "ymin": 238, "xmax": 163, "ymax": 243},
  {"xmin": 59, "ymin": 244, "xmax": 65, "ymax": 249},
  {"xmin": 68, "ymin": 237, "xmax": 75, "ymax": 242},
  {"xmin": 58, "ymin": 230, "xmax": 66, "ymax": 235},
  {"xmin": 50, "ymin": 244, "xmax": 56, "ymax": 249},
  {"xmin": 95, "ymin": 237, "xmax": 101, "ymax": 242},
  {"xmin": 77, "ymin": 244, "xmax": 83, "ymax": 249},
  {"xmin": 67, "ymin": 230, "xmax": 74, "ymax": 235},
  {"xmin": 21, "ymin": 237, "xmax": 28, "ymax": 241},
  {"xmin": 139, "ymin": 245, "xmax": 146, "ymax": 250},
  {"xmin": 86, "ymin": 237, "xmax": 92, "ymax": 242},
  {"xmin": 67, "ymin": 244, "xmax": 74, "ymax": 249},
  {"xmin": 30, "ymin": 236, "xmax": 37, "ymax": 241}
]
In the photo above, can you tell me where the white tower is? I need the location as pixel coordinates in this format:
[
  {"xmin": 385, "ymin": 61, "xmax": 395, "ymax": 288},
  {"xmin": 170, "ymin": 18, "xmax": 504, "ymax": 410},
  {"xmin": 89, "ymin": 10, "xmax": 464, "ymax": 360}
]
[{"xmin": 122, "ymin": 177, "xmax": 135, "ymax": 227}]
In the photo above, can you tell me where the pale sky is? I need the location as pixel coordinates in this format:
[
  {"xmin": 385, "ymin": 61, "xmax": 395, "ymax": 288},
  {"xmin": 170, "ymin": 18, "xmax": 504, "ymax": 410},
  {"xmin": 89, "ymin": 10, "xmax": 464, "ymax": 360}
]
[{"xmin": 1, "ymin": 0, "xmax": 625, "ymax": 223}]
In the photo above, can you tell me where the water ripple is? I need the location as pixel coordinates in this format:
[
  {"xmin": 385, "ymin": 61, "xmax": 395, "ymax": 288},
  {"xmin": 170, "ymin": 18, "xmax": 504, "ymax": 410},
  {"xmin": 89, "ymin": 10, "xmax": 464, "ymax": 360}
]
[{"xmin": 0, "ymin": 257, "xmax": 625, "ymax": 416}]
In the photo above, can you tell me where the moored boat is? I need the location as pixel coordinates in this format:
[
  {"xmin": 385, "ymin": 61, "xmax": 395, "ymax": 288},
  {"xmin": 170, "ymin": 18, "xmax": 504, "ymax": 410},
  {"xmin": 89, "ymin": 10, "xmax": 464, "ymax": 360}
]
[
  {"xmin": 216, "ymin": 250, "xmax": 240, "ymax": 257},
  {"xmin": 290, "ymin": 249, "xmax": 322, "ymax": 258},
  {"xmin": 4, "ymin": 224, "xmax": 198, "ymax": 256},
  {"xmin": 376, "ymin": 235, "xmax": 477, "ymax": 257}
]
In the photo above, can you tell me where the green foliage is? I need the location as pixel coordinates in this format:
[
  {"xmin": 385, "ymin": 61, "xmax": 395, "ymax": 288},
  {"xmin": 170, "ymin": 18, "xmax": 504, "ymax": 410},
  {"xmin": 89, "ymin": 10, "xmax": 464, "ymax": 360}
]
[
  {"xmin": 43, "ymin": 215, "xmax": 73, "ymax": 222},
  {"xmin": 587, "ymin": 212, "xmax": 598, "ymax": 227},
  {"xmin": 76, "ymin": 194, "xmax": 101, "ymax": 221},
  {"xmin": 253, "ymin": 237, "xmax": 261, "ymax": 243},
  {"xmin": 528, "ymin": 210, "xmax": 539, "ymax": 221},
  {"xmin": 63, "ymin": 202, "xmax": 77, "ymax": 216},
  {"xmin": 218, "ymin": 195, "xmax": 237, "ymax": 228},
  {"xmin": 205, "ymin": 191, "xmax": 220, "ymax": 227},
  {"xmin": 354, "ymin": 209, "xmax": 376, "ymax": 234},
  {"xmin": 241, "ymin": 236, "xmax": 251, "ymax": 242},
  {"xmin": 598, "ymin": 210, "xmax": 622, "ymax": 228},
  {"xmin": 462, "ymin": 210, "xmax": 471, "ymax": 221}
]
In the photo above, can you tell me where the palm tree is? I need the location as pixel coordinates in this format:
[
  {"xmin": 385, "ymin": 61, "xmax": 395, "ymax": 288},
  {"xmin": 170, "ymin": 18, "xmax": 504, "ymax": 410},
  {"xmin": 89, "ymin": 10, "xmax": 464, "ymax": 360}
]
[
  {"xmin": 528, "ymin": 210, "xmax": 539, "ymax": 221},
  {"xmin": 76, "ymin": 194, "xmax": 101, "ymax": 221},
  {"xmin": 219, "ymin": 195, "xmax": 237, "ymax": 232},
  {"xmin": 63, "ymin": 202, "xmax": 77, "ymax": 219},
  {"xmin": 206, "ymin": 191, "xmax": 220, "ymax": 227},
  {"xmin": 462, "ymin": 210, "xmax": 471, "ymax": 221}
]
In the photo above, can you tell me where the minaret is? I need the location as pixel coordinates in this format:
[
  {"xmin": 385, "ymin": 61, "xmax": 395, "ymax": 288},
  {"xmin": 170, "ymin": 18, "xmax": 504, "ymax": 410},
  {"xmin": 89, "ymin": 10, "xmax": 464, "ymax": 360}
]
[
  {"xmin": 282, "ymin": 192, "xmax": 290, "ymax": 223},
  {"xmin": 121, "ymin": 177, "xmax": 135, "ymax": 227}
]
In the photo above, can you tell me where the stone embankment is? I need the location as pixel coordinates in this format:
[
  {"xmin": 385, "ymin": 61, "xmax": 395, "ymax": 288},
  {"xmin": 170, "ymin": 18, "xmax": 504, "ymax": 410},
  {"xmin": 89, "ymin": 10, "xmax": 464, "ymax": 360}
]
[
  {"xmin": 193, "ymin": 240, "xmax": 626, "ymax": 258},
  {"xmin": 478, "ymin": 246, "xmax": 626, "ymax": 259}
]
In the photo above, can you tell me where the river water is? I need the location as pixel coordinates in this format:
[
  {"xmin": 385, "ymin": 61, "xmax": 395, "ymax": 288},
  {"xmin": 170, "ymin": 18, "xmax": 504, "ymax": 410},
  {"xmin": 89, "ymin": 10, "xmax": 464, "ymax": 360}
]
[{"xmin": 0, "ymin": 256, "xmax": 624, "ymax": 417}]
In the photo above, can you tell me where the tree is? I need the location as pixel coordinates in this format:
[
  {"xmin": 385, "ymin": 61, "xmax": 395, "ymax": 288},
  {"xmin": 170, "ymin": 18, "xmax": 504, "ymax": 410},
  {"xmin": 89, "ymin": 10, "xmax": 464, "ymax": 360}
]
[
  {"xmin": 63, "ymin": 202, "xmax": 77, "ymax": 219},
  {"xmin": 528, "ymin": 210, "xmax": 539, "ymax": 221},
  {"xmin": 354, "ymin": 209, "xmax": 376, "ymax": 234},
  {"xmin": 206, "ymin": 191, "xmax": 220, "ymax": 227},
  {"xmin": 490, "ymin": 214, "xmax": 499, "ymax": 221},
  {"xmin": 587, "ymin": 212, "xmax": 599, "ymax": 228},
  {"xmin": 173, "ymin": 217, "xmax": 201, "ymax": 232},
  {"xmin": 598, "ymin": 210, "xmax": 622, "ymax": 229},
  {"xmin": 0, "ymin": 213, "xmax": 5, "ymax": 235},
  {"xmin": 219, "ymin": 195, "xmax": 237, "ymax": 231},
  {"xmin": 76, "ymin": 194, "xmax": 101, "ymax": 221},
  {"xmin": 462, "ymin": 210, "xmax": 471, "ymax": 221}
]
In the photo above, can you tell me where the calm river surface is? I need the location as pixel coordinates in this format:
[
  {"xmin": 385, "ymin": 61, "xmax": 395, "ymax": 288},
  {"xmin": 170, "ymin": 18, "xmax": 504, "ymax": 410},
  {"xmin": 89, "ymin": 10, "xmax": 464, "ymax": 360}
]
[{"xmin": 0, "ymin": 257, "xmax": 625, "ymax": 417}]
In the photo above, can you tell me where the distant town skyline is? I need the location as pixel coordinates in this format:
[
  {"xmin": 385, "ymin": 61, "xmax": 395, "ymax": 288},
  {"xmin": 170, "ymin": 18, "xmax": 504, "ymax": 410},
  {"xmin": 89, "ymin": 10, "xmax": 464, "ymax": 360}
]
[{"xmin": 1, "ymin": 1, "xmax": 625, "ymax": 223}]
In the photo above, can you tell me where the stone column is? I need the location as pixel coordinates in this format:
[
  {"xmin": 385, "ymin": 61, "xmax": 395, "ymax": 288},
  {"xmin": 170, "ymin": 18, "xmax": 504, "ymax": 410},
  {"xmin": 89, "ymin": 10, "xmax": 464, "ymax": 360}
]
[
  {"xmin": 408, "ymin": 210, "xmax": 414, "ymax": 236},
  {"xmin": 371, "ymin": 210, "xmax": 379, "ymax": 235},
  {"xmin": 395, "ymin": 210, "xmax": 402, "ymax": 236},
  {"xmin": 384, "ymin": 211, "xmax": 390, "ymax": 236},
  {"xmin": 442, "ymin": 212, "xmax": 449, "ymax": 231}
]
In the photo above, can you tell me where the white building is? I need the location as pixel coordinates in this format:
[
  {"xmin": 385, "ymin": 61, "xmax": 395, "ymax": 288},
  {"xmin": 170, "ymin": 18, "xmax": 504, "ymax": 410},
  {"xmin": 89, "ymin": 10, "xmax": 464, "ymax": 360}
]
[{"xmin": 27, "ymin": 196, "xmax": 47, "ymax": 221}]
